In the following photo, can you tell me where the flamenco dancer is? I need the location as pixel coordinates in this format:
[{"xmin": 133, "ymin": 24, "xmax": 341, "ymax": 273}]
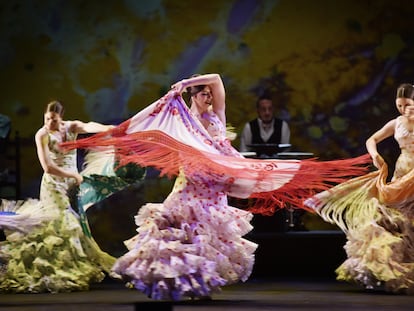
[
  {"xmin": 0, "ymin": 100, "xmax": 120, "ymax": 293},
  {"xmin": 306, "ymin": 83, "xmax": 414, "ymax": 294},
  {"xmin": 62, "ymin": 73, "xmax": 370, "ymax": 300}
]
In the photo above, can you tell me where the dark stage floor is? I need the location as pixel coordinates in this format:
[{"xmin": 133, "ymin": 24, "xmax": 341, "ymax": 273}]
[
  {"xmin": 1, "ymin": 277, "xmax": 414, "ymax": 311},
  {"xmin": 2, "ymin": 181, "xmax": 413, "ymax": 310}
]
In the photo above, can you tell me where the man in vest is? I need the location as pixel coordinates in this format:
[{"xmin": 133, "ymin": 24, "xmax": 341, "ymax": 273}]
[{"xmin": 239, "ymin": 94, "xmax": 290, "ymax": 158}]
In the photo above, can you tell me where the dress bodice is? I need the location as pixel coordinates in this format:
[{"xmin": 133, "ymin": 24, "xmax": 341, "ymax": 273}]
[
  {"xmin": 198, "ymin": 110, "xmax": 240, "ymax": 158},
  {"xmin": 200, "ymin": 111, "xmax": 225, "ymax": 140},
  {"xmin": 394, "ymin": 116, "xmax": 414, "ymax": 152},
  {"xmin": 46, "ymin": 123, "xmax": 77, "ymax": 170},
  {"xmin": 393, "ymin": 116, "xmax": 414, "ymax": 179}
]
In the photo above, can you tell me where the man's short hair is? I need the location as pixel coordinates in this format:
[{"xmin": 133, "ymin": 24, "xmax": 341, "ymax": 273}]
[{"xmin": 256, "ymin": 93, "xmax": 273, "ymax": 108}]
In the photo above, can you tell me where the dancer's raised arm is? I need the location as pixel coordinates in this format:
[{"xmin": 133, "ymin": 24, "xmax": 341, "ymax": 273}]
[{"xmin": 172, "ymin": 73, "xmax": 226, "ymax": 125}]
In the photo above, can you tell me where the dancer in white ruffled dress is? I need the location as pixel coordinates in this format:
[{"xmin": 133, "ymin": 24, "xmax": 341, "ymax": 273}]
[
  {"xmin": 305, "ymin": 83, "xmax": 414, "ymax": 294},
  {"xmin": 63, "ymin": 73, "xmax": 370, "ymax": 300},
  {"xmin": 112, "ymin": 74, "xmax": 258, "ymax": 300}
]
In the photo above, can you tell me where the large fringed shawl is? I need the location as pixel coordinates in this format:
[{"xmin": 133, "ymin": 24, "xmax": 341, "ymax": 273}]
[{"xmin": 61, "ymin": 91, "xmax": 370, "ymax": 215}]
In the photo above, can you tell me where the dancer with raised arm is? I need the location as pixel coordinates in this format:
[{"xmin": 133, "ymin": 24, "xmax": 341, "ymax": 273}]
[{"xmin": 63, "ymin": 73, "xmax": 370, "ymax": 300}]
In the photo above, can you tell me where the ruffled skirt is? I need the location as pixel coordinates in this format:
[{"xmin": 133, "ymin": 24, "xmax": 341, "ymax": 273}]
[
  {"xmin": 0, "ymin": 199, "xmax": 115, "ymax": 293},
  {"xmin": 111, "ymin": 175, "xmax": 257, "ymax": 300},
  {"xmin": 305, "ymin": 165, "xmax": 414, "ymax": 293}
]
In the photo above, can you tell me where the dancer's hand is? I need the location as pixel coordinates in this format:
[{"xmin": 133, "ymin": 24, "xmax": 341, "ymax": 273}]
[
  {"xmin": 73, "ymin": 173, "xmax": 84, "ymax": 186},
  {"xmin": 171, "ymin": 79, "xmax": 187, "ymax": 94},
  {"xmin": 371, "ymin": 153, "xmax": 385, "ymax": 169}
]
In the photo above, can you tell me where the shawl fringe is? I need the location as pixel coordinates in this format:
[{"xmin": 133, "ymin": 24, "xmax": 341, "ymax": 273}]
[{"xmin": 62, "ymin": 127, "xmax": 371, "ymax": 215}]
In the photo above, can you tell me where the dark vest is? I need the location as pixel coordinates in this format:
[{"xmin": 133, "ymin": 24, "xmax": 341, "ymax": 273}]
[
  {"xmin": 249, "ymin": 118, "xmax": 283, "ymax": 157},
  {"xmin": 249, "ymin": 118, "xmax": 283, "ymax": 144}
]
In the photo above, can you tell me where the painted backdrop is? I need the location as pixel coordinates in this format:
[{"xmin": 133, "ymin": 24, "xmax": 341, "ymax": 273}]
[{"xmin": 1, "ymin": 0, "xmax": 413, "ymax": 201}]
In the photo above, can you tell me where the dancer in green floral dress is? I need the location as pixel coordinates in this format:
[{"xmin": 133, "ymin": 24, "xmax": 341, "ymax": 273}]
[{"xmin": 0, "ymin": 100, "xmax": 125, "ymax": 293}]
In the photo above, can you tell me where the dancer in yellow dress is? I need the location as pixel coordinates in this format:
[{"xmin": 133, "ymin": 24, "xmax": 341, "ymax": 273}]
[
  {"xmin": 305, "ymin": 83, "xmax": 414, "ymax": 294},
  {"xmin": 0, "ymin": 100, "xmax": 116, "ymax": 293}
]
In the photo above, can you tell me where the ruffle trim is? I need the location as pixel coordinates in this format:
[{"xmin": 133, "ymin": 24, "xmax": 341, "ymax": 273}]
[
  {"xmin": 111, "ymin": 202, "xmax": 257, "ymax": 300},
  {"xmin": 0, "ymin": 202, "xmax": 115, "ymax": 293}
]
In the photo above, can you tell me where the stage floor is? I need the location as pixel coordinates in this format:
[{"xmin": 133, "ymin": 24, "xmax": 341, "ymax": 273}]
[{"xmin": 1, "ymin": 277, "xmax": 413, "ymax": 311}]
